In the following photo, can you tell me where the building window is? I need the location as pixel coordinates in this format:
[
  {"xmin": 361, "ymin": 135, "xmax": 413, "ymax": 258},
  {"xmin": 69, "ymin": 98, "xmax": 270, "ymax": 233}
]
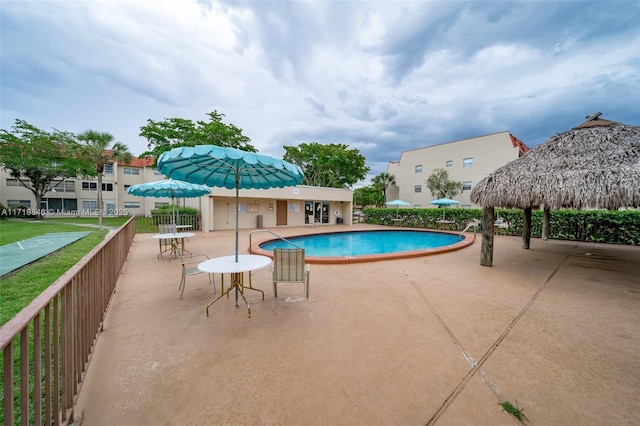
[
  {"xmin": 154, "ymin": 202, "xmax": 169, "ymax": 208},
  {"xmin": 81, "ymin": 182, "xmax": 113, "ymax": 191},
  {"xmin": 462, "ymin": 181, "xmax": 472, "ymax": 191},
  {"xmin": 8, "ymin": 200, "xmax": 31, "ymax": 208},
  {"xmin": 415, "ymin": 165, "xmax": 422, "ymax": 173},
  {"xmin": 104, "ymin": 163, "xmax": 114, "ymax": 174},
  {"xmin": 414, "ymin": 185, "xmax": 422, "ymax": 193},
  {"xmin": 124, "ymin": 201, "xmax": 140, "ymax": 209},
  {"xmin": 123, "ymin": 167, "xmax": 140, "ymax": 175},
  {"xmin": 83, "ymin": 200, "xmax": 98, "ymax": 210},
  {"xmin": 153, "ymin": 170, "xmax": 163, "ymax": 175},
  {"xmin": 446, "ymin": 160, "xmax": 453, "ymax": 167},
  {"xmin": 50, "ymin": 179, "xmax": 75, "ymax": 193},
  {"xmin": 44, "ymin": 198, "xmax": 78, "ymax": 212},
  {"xmin": 82, "ymin": 182, "xmax": 98, "ymax": 190},
  {"xmin": 6, "ymin": 179, "xmax": 27, "ymax": 187},
  {"xmin": 463, "ymin": 157, "xmax": 473, "ymax": 167}
]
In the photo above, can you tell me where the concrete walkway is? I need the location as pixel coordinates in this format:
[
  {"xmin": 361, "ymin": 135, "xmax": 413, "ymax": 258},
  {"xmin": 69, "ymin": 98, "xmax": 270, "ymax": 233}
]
[{"xmin": 73, "ymin": 225, "xmax": 640, "ymax": 425}]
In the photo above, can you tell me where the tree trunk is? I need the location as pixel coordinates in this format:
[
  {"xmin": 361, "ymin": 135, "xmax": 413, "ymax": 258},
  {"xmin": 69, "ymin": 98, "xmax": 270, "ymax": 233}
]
[
  {"xmin": 542, "ymin": 207, "xmax": 550, "ymax": 241},
  {"xmin": 97, "ymin": 174, "xmax": 104, "ymax": 237},
  {"xmin": 522, "ymin": 207, "xmax": 531, "ymax": 249},
  {"xmin": 35, "ymin": 192, "xmax": 43, "ymax": 220},
  {"xmin": 480, "ymin": 206, "xmax": 494, "ymax": 267},
  {"xmin": 28, "ymin": 184, "xmax": 45, "ymax": 220}
]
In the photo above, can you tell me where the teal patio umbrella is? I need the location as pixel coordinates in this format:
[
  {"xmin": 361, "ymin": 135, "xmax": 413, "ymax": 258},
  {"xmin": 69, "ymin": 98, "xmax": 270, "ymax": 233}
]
[
  {"xmin": 385, "ymin": 199, "xmax": 411, "ymax": 218},
  {"xmin": 385, "ymin": 199, "xmax": 411, "ymax": 207},
  {"xmin": 127, "ymin": 178, "xmax": 211, "ymax": 233},
  {"xmin": 157, "ymin": 146, "xmax": 304, "ymax": 261},
  {"xmin": 430, "ymin": 197, "xmax": 460, "ymax": 219}
]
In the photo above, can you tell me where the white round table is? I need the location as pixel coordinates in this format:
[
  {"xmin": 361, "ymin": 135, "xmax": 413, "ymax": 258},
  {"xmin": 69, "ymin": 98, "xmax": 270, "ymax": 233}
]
[
  {"xmin": 152, "ymin": 232, "xmax": 194, "ymax": 259},
  {"xmin": 199, "ymin": 255, "xmax": 272, "ymax": 318}
]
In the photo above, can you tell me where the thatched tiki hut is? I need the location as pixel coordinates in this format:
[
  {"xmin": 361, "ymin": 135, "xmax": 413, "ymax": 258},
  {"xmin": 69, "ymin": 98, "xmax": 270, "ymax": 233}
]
[{"xmin": 470, "ymin": 113, "xmax": 640, "ymax": 266}]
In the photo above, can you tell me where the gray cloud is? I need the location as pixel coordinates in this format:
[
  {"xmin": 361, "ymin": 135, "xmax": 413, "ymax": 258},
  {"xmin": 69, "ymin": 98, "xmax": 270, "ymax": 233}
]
[{"xmin": 1, "ymin": 0, "xmax": 638, "ymax": 185}]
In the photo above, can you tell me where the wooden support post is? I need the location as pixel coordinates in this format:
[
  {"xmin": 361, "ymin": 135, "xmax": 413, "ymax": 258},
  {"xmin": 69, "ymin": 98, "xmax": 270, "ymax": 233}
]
[
  {"xmin": 522, "ymin": 207, "xmax": 532, "ymax": 249},
  {"xmin": 480, "ymin": 206, "xmax": 494, "ymax": 267},
  {"xmin": 542, "ymin": 207, "xmax": 550, "ymax": 241}
]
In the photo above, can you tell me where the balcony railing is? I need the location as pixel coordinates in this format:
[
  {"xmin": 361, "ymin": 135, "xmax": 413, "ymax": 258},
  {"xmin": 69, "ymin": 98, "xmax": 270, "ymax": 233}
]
[{"xmin": 0, "ymin": 217, "xmax": 136, "ymax": 426}]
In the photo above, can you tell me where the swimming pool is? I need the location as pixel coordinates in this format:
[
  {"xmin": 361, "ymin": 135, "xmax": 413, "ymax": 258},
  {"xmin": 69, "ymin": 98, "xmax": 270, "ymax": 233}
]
[{"xmin": 251, "ymin": 229, "xmax": 474, "ymax": 264}]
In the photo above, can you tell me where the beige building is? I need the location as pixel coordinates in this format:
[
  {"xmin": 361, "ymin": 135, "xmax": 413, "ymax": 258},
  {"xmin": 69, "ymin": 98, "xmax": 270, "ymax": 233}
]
[
  {"xmin": 386, "ymin": 131, "xmax": 529, "ymax": 208},
  {"xmin": 1, "ymin": 157, "xmax": 355, "ymax": 230}
]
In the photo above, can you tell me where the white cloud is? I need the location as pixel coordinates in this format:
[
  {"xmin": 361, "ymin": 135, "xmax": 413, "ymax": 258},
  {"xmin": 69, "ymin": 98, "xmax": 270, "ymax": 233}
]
[{"xmin": 2, "ymin": 0, "xmax": 638, "ymax": 183}]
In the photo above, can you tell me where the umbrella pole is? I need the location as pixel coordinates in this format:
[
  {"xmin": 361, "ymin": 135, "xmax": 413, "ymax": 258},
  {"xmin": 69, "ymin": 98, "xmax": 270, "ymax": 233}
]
[
  {"xmin": 172, "ymin": 193, "xmax": 177, "ymax": 234},
  {"xmin": 234, "ymin": 179, "xmax": 240, "ymax": 307}
]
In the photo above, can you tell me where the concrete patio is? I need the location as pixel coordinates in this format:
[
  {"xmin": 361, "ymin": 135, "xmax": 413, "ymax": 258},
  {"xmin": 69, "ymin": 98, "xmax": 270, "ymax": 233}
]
[{"xmin": 73, "ymin": 224, "xmax": 640, "ymax": 425}]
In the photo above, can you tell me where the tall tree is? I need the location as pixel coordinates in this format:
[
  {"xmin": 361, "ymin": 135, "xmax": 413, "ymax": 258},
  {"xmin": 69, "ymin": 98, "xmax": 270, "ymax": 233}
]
[
  {"xmin": 353, "ymin": 185, "xmax": 384, "ymax": 207},
  {"xmin": 425, "ymin": 168, "xmax": 462, "ymax": 200},
  {"xmin": 371, "ymin": 172, "xmax": 395, "ymax": 203},
  {"xmin": 0, "ymin": 119, "xmax": 90, "ymax": 219},
  {"xmin": 139, "ymin": 111, "xmax": 256, "ymax": 163},
  {"xmin": 283, "ymin": 142, "xmax": 369, "ymax": 188},
  {"xmin": 76, "ymin": 130, "xmax": 132, "ymax": 236}
]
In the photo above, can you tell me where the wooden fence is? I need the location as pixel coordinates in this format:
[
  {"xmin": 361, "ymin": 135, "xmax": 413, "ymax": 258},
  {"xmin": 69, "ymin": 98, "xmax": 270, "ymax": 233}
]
[{"xmin": 0, "ymin": 217, "xmax": 136, "ymax": 425}]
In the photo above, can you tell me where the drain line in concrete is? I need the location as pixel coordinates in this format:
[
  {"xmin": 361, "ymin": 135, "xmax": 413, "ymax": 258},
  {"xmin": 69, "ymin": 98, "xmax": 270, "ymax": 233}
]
[{"xmin": 399, "ymin": 245, "xmax": 577, "ymax": 425}]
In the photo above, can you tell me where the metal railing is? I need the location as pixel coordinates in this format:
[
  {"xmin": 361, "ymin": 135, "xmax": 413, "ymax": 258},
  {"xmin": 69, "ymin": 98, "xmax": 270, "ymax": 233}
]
[
  {"xmin": 249, "ymin": 229, "xmax": 301, "ymax": 251},
  {"xmin": 1, "ymin": 217, "xmax": 136, "ymax": 426},
  {"xmin": 145, "ymin": 214, "xmax": 201, "ymax": 231},
  {"xmin": 460, "ymin": 220, "xmax": 479, "ymax": 241}
]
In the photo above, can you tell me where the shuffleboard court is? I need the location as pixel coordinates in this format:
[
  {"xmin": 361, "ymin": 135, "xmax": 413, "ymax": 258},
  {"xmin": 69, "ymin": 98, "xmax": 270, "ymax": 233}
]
[{"xmin": 0, "ymin": 232, "xmax": 92, "ymax": 277}]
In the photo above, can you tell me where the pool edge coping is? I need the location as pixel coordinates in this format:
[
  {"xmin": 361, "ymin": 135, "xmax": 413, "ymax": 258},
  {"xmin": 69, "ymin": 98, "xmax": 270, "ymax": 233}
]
[{"xmin": 249, "ymin": 228, "xmax": 476, "ymax": 264}]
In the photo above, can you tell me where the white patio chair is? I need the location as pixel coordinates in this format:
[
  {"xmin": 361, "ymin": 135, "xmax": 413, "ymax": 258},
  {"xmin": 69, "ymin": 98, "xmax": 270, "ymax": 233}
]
[
  {"xmin": 178, "ymin": 252, "xmax": 215, "ymax": 299},
  {"xmin": 272, "ymin": 248, "xmax": 310, "ymax": 310}
]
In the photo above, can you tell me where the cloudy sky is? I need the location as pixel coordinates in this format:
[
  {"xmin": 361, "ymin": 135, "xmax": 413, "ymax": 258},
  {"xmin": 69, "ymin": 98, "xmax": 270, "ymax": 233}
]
[{"xmin": 2, "ymin": 0, "xmax": 639, "ymax": 184}]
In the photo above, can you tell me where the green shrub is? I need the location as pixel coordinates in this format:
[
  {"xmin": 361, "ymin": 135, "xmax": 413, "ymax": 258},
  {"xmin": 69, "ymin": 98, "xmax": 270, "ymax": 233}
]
[
  {"xmin": 151, "ymin": 204, "xmax": 199, "ymax": 216},
  {"xmin": 363, "ymin": 207, "xmax": 640, "ymax": 245}
]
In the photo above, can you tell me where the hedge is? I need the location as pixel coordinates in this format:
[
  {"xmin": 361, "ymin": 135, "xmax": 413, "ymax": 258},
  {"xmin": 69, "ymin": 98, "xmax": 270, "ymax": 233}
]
[{"xmin": 362, "ymin": 207, "xmax": 640, "ymax": 246}]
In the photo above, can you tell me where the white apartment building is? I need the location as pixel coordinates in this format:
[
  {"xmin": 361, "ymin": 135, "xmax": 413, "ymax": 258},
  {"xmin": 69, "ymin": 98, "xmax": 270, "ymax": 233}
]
[
  {"xmin": 386, "ymin": 131, "xmax": 530, "ymax": 208},
  {"xmin": 1, "ymin": 156, "xmax": 355, "ymax": 231}
]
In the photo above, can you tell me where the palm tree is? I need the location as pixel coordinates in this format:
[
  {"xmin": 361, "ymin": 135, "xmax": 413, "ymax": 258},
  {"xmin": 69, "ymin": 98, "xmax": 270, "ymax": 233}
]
[
  {"xmin": 372, "ymin": 172, "xmax": 395, "ymax": 204},
  {"xmin": 76, "ymin": 130, "xmax": 132, "ymax": 236}
]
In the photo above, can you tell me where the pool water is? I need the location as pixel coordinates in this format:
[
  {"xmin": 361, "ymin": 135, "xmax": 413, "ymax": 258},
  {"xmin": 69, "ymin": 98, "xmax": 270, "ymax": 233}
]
[{"xmin": 259, "ymin": 230, "xmax": 464, "ymax": 257}]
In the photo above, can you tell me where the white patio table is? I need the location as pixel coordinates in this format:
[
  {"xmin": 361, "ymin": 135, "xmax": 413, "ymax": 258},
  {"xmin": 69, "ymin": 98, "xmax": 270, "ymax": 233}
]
[
  {"xmin": 152, "ymin": 232, "xmax": 194, "ymax": 259},
  {"xmin": 198, "ymin": 254, "xmax": 272, "ymax": 318}
]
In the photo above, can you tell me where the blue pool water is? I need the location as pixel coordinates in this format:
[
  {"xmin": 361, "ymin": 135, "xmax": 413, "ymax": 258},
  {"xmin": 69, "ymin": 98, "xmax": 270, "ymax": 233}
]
[{"xmin": 259, "ymin": 230, "xmax": 463, "ymax": 257}]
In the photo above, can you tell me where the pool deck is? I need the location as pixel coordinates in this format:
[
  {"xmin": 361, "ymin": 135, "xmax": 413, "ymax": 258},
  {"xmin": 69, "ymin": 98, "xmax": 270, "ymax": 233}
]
[{"xmin": 73, "ymin": 224, "xmax": 640, "ymax": 425}]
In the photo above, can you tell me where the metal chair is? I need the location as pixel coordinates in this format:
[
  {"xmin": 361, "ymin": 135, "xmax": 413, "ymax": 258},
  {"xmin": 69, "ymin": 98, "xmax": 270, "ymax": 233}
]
[
  {"xmin": 178, "ymin": 253, "xmax": 215, "ymax": 299},
  {"xmin": 157, "ymin": 224, "xmax": 173, "ymax": 259},
  {"xmin": 272, "ymin": 248, "xmax": 310, "ymax": 309}
]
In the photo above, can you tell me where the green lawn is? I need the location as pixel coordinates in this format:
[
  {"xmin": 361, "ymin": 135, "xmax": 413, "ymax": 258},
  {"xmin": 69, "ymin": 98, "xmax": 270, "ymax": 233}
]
[{"xmin": 0, "ymin": 217, "xmax": 129, "ymax": 325}]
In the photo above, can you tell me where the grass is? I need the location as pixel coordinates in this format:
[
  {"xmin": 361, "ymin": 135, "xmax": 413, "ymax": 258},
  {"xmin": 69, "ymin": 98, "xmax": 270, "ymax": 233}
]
[
  {"xmin": 0, "ymin": 217, "xmax": 135, "ymax": 425},
  {"xmin": 500, "ymin": 400, "xmax": 529, "ymax": 425},
  {"xmin": 0, "ymin": 217, "xmax": 129, "ymax": 326}
]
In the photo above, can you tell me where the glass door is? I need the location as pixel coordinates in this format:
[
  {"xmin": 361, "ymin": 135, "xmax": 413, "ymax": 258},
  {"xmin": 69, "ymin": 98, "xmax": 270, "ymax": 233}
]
[{"xmin": 305, "ymin": 201, "xmax": 330, "ymax": 224}]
